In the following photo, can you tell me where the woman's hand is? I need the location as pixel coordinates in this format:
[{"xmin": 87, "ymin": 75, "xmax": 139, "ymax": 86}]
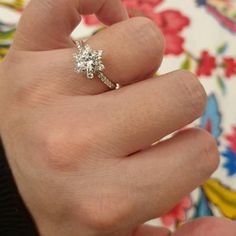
[{"xmin": 0, "ymin": 0, "xmax": 235, "ymax": 235}]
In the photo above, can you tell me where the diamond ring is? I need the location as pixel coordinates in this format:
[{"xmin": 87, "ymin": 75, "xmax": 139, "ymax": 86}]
[{"xmin": 73, "ymin": 40, "xmax": 120, "ymax": 90}]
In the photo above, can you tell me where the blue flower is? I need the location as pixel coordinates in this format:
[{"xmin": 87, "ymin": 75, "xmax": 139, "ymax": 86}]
[
  {"xmin": 196, "ymin": 0, "xmax": 207, "ymax": 6},
  {"xmin": 222, "ymin": 147, "xmax": 236, "ymax": 176},
  {"xmin": 200, "ymin": 94, "xmax": 222, "ymax": 142},
  {"xmin": 193, "ymin": 188, "xmax": 213, "ymax": 218}
]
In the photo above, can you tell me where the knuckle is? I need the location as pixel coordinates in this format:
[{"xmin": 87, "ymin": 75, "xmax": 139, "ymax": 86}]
[
  {"xmin": 39, "ymin": 122, "xmax": 104, "ymax": 171},
  {"xmin": 192, "ymin": 128, "xmax": 220, "ymax": 176},
  {"xmin": 39, "ymin": 126, "xmax": 88, "ymax": 171},
  {"xmin": 175, "ymin": 70, "xmax": 207, "ymax": 118},
  {"xmin": 79, "ymin": 195, "xmax": 133, "ymax": 233},
  {"xmin": 42, "ymin": 128, "xmax": 75, "ymax": 170},
  {"xmin": 81, "ymin": 206, "xmax": 119, "ymax": 232}
]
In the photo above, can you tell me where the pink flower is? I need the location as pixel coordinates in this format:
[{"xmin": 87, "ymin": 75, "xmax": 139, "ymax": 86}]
[
  {"xmin": 138, "ymin": 0, "xmax": 163, "ymax": 6},
  {"xmin": 151, "ymin": 10, "xmax": 189, "ymax": 55},
  {"xmin": 223, "ymin": 57, "xmax": 236, "ymax": 78},
  {"xmin": 123, "ymin": 0, "xmax": 163, "ymax": 11},
  {"xmin": 196, "ymin": 51, "xmax": 216, "ymax": 76},
  {"xmin": 161, "ymin": 196, "xmax": 192, "ymax": 227},
  {"xmin": 164, "ymin": 33, "xmax": 184, "ymax": 55},
  {"xmin": 226, "ymin": 126, "xmax": 236, "ymax": 153},
  {"xmin": 153, "ymin": 10, "xmax": 190, "ymax": 34},
  {"xmin": 83, "ymin": 0, "xmax": 190, "ymax": 55}
]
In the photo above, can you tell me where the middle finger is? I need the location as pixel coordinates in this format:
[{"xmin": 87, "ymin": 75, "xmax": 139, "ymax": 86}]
[{"xmin": 94, "ymin": 70, "xmax": 207, "ymax": 157}]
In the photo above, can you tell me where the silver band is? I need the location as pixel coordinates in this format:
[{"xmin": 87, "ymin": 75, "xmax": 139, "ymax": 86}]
[{"xmin": 73, "ymin": 40, "xmax": 120, "ymax": 90}]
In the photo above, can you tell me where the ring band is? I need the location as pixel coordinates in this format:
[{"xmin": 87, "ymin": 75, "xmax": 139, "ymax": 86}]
[{"xmin": 73, "ymin": 40, "xmax": 120, "ymax": 90}]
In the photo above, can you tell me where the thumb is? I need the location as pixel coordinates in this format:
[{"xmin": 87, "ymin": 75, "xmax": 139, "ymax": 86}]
[{"xmin": 173, "ymin": 217, "xmax": 236, "ymax": 236}]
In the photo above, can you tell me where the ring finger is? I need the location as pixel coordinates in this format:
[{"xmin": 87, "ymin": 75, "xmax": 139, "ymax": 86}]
[{"xmin": 38, "ymin": 17, "xmax": 165, "ymax": 95}]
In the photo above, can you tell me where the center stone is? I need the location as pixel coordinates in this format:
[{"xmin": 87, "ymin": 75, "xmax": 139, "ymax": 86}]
[{"xmin": 74, "ymin": 45, "xmax": 105, "ymax": 80}]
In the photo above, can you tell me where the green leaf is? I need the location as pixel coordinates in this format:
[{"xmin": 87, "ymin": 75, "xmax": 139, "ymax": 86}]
[
  {"xmin": 216, "ymin": 75, "xmax": 226, "ymax": 95},
  {"xmin": 216, "ymin": 43, "xmax": 228, "ymax": 55},
  {"xmin": 181, "ymin": 55, "xmax": 192, "ymax": 70},
  {"xmin": 0, "ymin": 29, "xmax": 15, "ymax": 41}
]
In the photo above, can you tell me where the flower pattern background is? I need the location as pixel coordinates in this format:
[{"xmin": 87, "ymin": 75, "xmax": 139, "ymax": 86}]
[{"xmin": 1, "ymin": 0, "xmax": 236, "ymax": 230}]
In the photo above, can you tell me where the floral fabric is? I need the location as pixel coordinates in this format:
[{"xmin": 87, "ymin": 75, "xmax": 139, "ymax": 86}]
[{"xmin": 0, "ymin": 0, "xmax": 236, "ymax": 230}]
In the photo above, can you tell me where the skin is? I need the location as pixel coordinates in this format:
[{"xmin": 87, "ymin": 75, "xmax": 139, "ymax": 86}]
[{"xmin": 0, "ymin": 0, "xmax": 235, "ymax": 235}]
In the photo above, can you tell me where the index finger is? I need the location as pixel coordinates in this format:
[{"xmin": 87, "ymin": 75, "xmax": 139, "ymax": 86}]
[{"xmin": 13, "ymin": 0, "xmax": 128, "ymax": 51}]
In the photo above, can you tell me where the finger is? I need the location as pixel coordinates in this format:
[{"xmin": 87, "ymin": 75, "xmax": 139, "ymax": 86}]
[
  {"xmin": 97, "ymin": 70, "xmax": 206, "ymax": 157},
  {"xmin": 173, "ymin": 217, "xmax": 236, "ymax": 236},
  {"xmin": 132, "ymin": 225, "xmax": 170, "ymax": 236},
  {"xmin": 13, "ymin": 0, "xmax": 128, "ymax": 50},
  {"xmin": 20, "ymin": 17, "xmax": 164, "ymax": 95},
  {"xmin": 119, "ymin": 129, "xmax": 219, "ymax": 226}
]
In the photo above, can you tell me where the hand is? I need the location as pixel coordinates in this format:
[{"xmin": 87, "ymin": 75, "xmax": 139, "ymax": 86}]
[{"xmin": 0, "ymin": 0, "xmax": 235, "ymax": 235}]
